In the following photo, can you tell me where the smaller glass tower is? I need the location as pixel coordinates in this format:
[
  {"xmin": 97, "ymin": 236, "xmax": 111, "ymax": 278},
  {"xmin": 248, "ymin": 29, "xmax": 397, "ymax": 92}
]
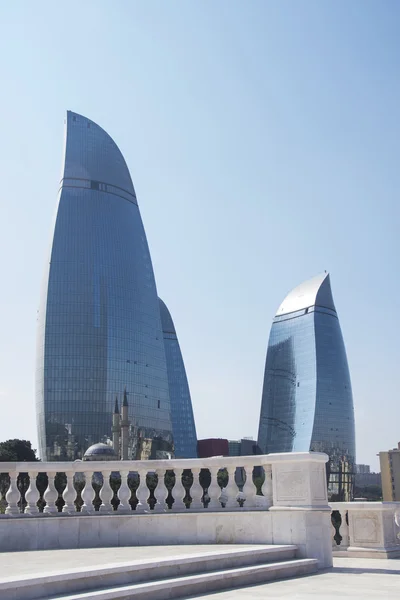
[
  {"xmin": 159, "ymin": 298, "xmax": 197, "ymax": 458},
  {"xmin": 257, "ymin": 273, "xmax": 356, "ymax": 500}
]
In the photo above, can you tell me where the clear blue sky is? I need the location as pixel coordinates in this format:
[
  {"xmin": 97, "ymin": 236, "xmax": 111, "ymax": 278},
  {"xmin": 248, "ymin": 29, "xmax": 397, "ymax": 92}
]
[{"xmin": 0, "ymin": 1, "xmax": 398, "ymax": 470}]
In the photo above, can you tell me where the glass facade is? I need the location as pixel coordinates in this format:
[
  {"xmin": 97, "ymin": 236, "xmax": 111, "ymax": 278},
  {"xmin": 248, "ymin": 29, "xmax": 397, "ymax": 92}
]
[
  {"xmin": 159, "ymin": 298, "xmax": 197, "ymax": 458},
  {"xmin": 36, "ymin": 111, "xmax": 173, "ymax": 461},
  {"xmin": 257, "ymin": 273, "xmax": 356, "ymax": 500}
]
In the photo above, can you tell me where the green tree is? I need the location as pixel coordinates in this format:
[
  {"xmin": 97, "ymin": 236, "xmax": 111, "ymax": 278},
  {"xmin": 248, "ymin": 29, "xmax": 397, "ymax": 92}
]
[
  {"xmin": 0, "ymin": 439, "xmax": 39, "ymax": 462},
  {"xmin": 354, "ymin": 484, "xmax": 382, "ymax": 501},
  {"xmin": 0, "ymin": 439, "xmax": 41, "ymax": 513}
]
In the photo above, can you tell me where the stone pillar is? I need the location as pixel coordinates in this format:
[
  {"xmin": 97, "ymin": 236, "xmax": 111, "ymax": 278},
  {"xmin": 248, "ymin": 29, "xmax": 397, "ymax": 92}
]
[
  {"xmin": 345, "ymin": 502, "xmax": 400, "ymax": 558},
  {"xmin": 269, "ymin": 453, "xmax": 333, "ymax": 568}
]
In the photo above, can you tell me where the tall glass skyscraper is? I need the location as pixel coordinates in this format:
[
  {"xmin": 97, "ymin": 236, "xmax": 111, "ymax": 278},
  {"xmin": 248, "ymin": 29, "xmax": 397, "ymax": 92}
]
[
  {"xmin": 257, "ymin": 273, "xmax": 356, "ymax": 500},
  {"xmin": 159, "ymin": 298, "xmax": 197, "ymax": 458},
  {"xmin": 36, "ymin": 111, "xmax": 173, "ymax": 461}
]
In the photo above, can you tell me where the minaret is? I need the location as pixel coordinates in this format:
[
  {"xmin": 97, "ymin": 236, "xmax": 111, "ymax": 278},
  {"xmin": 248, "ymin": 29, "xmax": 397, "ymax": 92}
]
[
  {"xmin": 112, "ymin": 396, "xmax": 121, "ymax": 458},
  {"xmin": 121, "ymin": 388, "xmax": 130, "ymax": 460}
]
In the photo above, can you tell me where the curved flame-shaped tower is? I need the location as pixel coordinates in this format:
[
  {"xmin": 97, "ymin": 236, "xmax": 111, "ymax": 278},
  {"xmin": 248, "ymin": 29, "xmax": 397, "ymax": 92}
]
[
  {"xmin": 257, "ymin": 273, "xmax": 356, "ymax": 500},
  {"xmin": 159, "ymin": 298, "xmax": 197, "ymax": 457},
  {"xmin": 36, "ymin": 111, "xmax": 173, "ymax": 460}
]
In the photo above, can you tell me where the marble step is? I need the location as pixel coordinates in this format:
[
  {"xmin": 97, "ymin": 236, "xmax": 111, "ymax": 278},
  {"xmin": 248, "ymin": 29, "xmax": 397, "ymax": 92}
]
[
  {"xmin": 0, "ymin": 545, "xmax": 300, "ymax": 600},
  {"xmin": 48, "ymin": 558, "xmax": 318, "ymax": 600}
]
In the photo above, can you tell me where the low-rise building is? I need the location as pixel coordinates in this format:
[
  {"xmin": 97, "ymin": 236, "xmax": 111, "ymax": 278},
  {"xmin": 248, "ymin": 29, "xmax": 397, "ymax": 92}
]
[
  {"xmin": 228, "ymin": 438, "xmax": 257, "ymax": 457},
  {"xmin": 379, "ymin": 443, "xmax": 400, "ymax": 501},
  {"xmin": 197, "ymin": 438, "xmax": 229, "ymax": 458}
]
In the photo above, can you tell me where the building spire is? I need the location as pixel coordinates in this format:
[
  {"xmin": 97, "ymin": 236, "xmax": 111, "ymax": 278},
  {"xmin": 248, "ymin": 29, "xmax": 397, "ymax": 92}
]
[
  {"xmin": 123, "ymin": 387, "xmax": 128, "ymax": 407},
  {"xmin": 114, "ymin": 396, "xmax": 119, "ymax": 414}
]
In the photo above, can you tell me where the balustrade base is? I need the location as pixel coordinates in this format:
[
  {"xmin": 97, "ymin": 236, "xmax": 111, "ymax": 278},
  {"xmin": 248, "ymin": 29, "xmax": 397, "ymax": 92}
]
[
  {"xmin": 0, "ymin": 508, "xmax": 332, "ymax": 568},
  {"xmin": 4, "ymin": 509, "xmax": 21, "ymax": 516}
]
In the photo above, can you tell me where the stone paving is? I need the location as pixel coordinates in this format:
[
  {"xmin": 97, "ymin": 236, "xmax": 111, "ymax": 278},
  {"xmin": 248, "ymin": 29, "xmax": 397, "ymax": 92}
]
[{"xmin": 188, "ymin": 557, "xmax": 400, "ymax": 599}]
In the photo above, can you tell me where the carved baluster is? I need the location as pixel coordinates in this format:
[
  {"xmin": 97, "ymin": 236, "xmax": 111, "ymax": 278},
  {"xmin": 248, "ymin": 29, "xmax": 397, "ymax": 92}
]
[
  {"xmin": 260, "ymin": 464, "xmax": 273, "ymax": 508},
  {"xmin": 135, "ymin": 469, "xmax": 149, "ymax": 513},
  {"xmin": 172, "ymin": 468, "xmax": 186, "ymax": 511},
  {"xmin": 81, "ymin": 471, "xmax": 95, "ymax": 514},
  {"xmin": 331, "ymin": 511, "xmax": 338, "ymax": 548},
  {"xmin": 223, "ymin": 466, "xmax": 239, "ymax": 509},
  {"xmin": 242, "ymin": 466, "xmax": 256, "ymax": 509},
  {"xmin": 117, "ymin": 470, "xmax": 131, "ymax": 512},
  {"xmin": 340, "ymin": 508, "xmax": 350, "ymax": 548},
  {"xmin": 331, "ymin": 510, "xmax": 342, "ymax": 546},
  {"xmin": 99, "ymin": 470, "xmax": 113, "ymax": 513},
  {"xmin": 395, "ymin": 510, "xmax": 400, "ymax": 540},
  {"xmin": 154, "ymin": 469, "xmax": 168, "ymax": 512},
  {"xmin": 207, "ymin": 467, "xmax": 222, "ymax": 510},
  {"xmin": 0, "ymin": 475, "xmax": 7, "ymax": 514},
  {"xmin": 190, "ymin": 467, "xmax": 204, "ymax": 510},
  {"xmin": 62, "ymin": 472, "xmax": 76, "ymax": 513},
  {"xmin": 24, "ymin": 472, "xmax": 40, "ymax": 515},
  {"xmin": 43, "ymin": 473, "xmax": 58, "ymax": 514},
  {"xmin": 5, "ymin": 473, "xmax": 20, "ymax": 515}
]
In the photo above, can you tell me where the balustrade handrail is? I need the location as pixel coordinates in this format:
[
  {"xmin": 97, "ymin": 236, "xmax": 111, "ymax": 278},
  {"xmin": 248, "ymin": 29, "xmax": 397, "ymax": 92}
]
[
  {"xmin": 0, "ymin": 451, "xmax": 328, "ymax": 473},
  {"xmin": 330, "ymin": 501, "xmax": 400, "ymax": 510}
]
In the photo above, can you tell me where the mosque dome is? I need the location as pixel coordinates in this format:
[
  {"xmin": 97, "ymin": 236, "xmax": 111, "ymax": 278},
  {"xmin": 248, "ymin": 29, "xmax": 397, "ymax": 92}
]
[{"xmin": 83, "ymin": 443, "xmax": 118, "ymax": 461}]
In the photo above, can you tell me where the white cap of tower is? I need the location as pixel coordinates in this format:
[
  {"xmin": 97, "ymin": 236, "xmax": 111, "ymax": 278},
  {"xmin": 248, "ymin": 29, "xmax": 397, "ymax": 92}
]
[{"xmin": 275, "ymin": 272, "xmax": 336, "ymax": 317}]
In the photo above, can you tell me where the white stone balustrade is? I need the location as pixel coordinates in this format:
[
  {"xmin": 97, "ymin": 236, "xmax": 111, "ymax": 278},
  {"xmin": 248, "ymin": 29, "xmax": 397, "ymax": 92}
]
[
  {"xmin": 330, "ymin": 502, "xmax": 400, "ymax": 558},
  {"xmin": 0, "ymin": 453, "xmax": 333, "ymax": 568},
  {"xmin": 0, "ymin": 454, "xmax": 329, "ymax": 516}
]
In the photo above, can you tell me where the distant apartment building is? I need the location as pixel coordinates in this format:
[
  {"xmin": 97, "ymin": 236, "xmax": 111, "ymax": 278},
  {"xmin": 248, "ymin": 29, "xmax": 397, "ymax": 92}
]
[
  {"xmin": 379, "ymin": 443, "xmax": 400, "ymax": 501},
  {"xmin": 356, "ymin": 464, "xmax": 371, "ymax": 474}
]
